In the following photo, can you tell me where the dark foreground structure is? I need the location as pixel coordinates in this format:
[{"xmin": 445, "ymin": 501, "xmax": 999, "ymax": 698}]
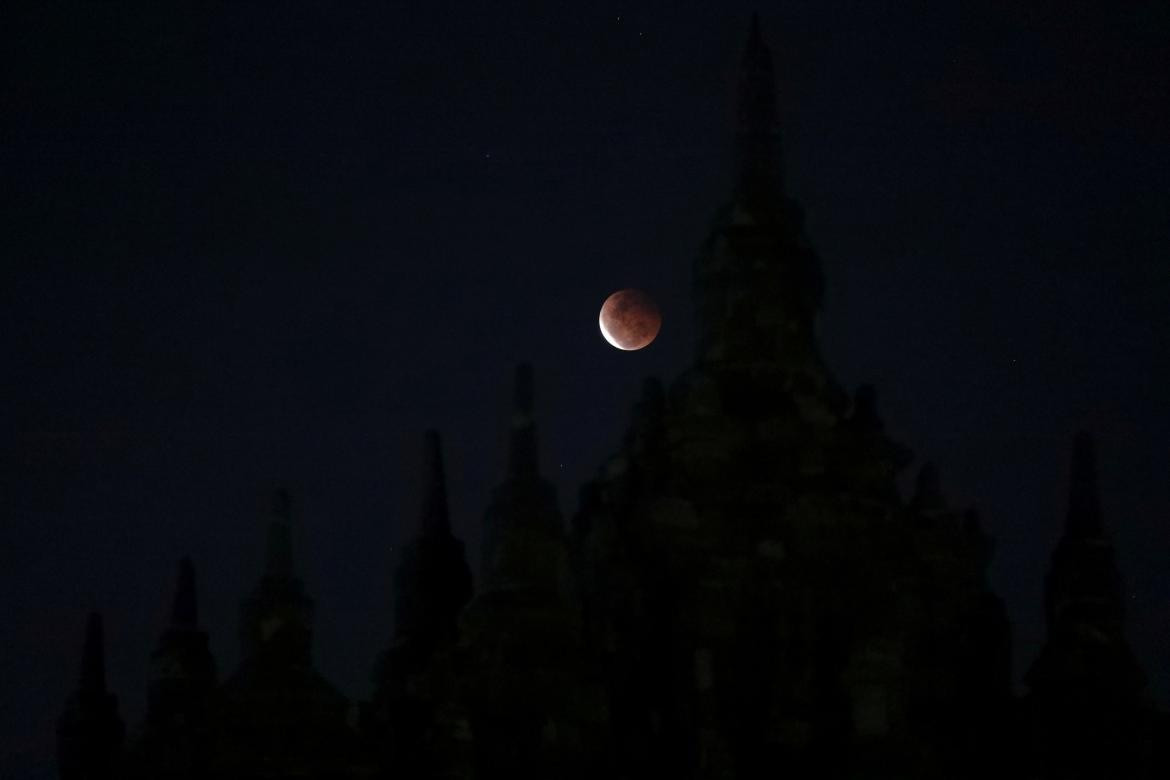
[{"xmin": 57, "ymin": 17, "xmax": 1167, "ymax": 780}]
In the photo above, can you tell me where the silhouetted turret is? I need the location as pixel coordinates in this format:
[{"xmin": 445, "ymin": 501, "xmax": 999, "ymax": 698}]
[
  {"xmin": 1030, "ymin": 433, "xmax": 1141, "ymax": 687},
  {"xmin": 1063, "ymin": 430, "xmax": 1105, "ymax": 539},
  {"xmin": 57, "ymin": 612, "xmax": 124, "ymax": 780},
  {"xmin": 389, "ymin": 430, "xmax": 474, "ymax": 651},
  {"xmin": 736, "ymin": 13, "xmax": 782, "ymax": 203},
  {"xmin": 478, "ymin": 363, "xmax": 567, "ymax": 595},
  {"xmin": 572, "ymin": 14, "xmax": 1012, "ymax": 780},
  {"xmin": 170, "ymin": 556, "xmax": 199, "ymax": 627},
  {"xmin": 236, "ymin": 488, "xmax": 315, "ymax": 665},
  {"xmin": 1026, "ymin": 432, "xmax": 1152, "ymax": 778},
  {"xmin": 217, "ymin": 489, "xmax": 354, "ymax": 777},
  {"xmin": 131, "ymin": 558, "xmax": 217, "ymax": 780},
  {"xmin": 369, "ymin": 430, "xmax": 474, "ymax": 780},
  {"xmin": 507, "ymin": 362, "xmax": 539, "ymax": 479},
  {"xmin": 462, "ymin": 363, "xmax": 599, "ymax": 780},
  {"xmin": 692, "ymin": 15, "xmax": 828, "ymax": 374}
]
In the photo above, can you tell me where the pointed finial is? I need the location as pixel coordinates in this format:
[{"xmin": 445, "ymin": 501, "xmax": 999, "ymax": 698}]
[
  {"xmin": 514, "ymin": 362, "xmax": 534, "ymax": 416},
  {"xmin": 736, "ymin": 12, "xmax": 782, "ymax": 198},
  {"xmin": 1066, "ymin": 430, "xmax": 1103, "ymax": 538},
  {"xmin": 508, "ymin": 363, "xmax": 539, "ymax": 478},
  {"xmin": 264, "ymin": 487, "xmax": 294, "ymax": 580},
  {"xmin": 421, "ymin": 429, "xmax": 452, "ymax": 536},
  {"xmin": 171, "ymin": 556, "xmax": 198, "ymax": 628},
  {"xmin": 80, "ymin": 611, "xmax": 108, "ymax": 697}
]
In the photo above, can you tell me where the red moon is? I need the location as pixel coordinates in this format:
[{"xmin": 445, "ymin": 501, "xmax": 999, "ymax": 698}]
[{"xmin": 599, "ymin": 289, "xmax": 661, "ymax": 351}]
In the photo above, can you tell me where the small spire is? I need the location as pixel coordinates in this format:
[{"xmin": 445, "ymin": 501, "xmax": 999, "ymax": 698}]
[
  {"xmin": 264, "ymin": 487, "xmax": 294, "ymax": 581},
  {"xmin": 508, "ymin": 363, "xmax": 539, "ymax": 478},
  {"xmin": 80, "ymin": 611, "xmax": 108, "ymax": 697},
  {"xmin": 171, "ymin": 556, "xmax": 198, "ymax": 628},
  {"xmin": 1066, "ymin": 430, "xmax": 1103, "ymax": 538},
  {"xmin": 421, "ymin": 429, "xmax": 451, "ymax": 536},
  {"xmin": 736, "ymin": 12, "xmax": 782, "ymax": 199}
]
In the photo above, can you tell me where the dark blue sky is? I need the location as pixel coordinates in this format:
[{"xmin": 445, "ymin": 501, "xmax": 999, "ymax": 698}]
[{"xmin": 3, "ymin": 3, "xmax": 1168, "ymax": 777}]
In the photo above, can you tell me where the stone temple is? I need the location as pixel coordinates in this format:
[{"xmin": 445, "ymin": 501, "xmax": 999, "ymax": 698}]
[{"xmin": 56, "ymin": 16, "xmax": 1167, "ymax": 780}]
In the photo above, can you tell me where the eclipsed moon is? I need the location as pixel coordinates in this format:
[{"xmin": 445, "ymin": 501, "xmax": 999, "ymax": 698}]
[{"xmin": 599, "ymin": 289, "xmax": 661, "ymax": 351}]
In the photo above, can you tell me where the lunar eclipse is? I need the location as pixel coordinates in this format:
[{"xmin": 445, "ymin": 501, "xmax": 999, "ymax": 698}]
[{"xmin": 599, "ymin": 289, "xmax": 661, "ymax": 351}]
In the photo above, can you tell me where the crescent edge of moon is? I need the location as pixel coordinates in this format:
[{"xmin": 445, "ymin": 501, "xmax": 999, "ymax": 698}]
[{"xmin": 599, "ymin": 312, "xmax": 636, "ymax": 351}]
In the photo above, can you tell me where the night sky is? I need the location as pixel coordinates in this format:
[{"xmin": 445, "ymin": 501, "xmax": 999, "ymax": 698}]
[{"xmin": 3, "ymin": 3, "xmax": 1168, "ymax": 777}]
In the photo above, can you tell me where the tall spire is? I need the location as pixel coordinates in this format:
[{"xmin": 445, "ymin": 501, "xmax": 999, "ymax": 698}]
[
  {"xmin": 385, "ymin": 430, "xmax": 473, "ymax": 646},
  {"xmin": 238, "ymin": 487, "xmax": 315, "ymax": 663},
  {"xmin": 478, "ymin": 363, "xmax": 566, "ymax": 596},
  {"xmin": 693, "ymin": 13, "xmax": 825, "ymax": 367},
  {"xmin": 421, "ymin": 429, "xmax": 452, "ymax": 536},
  {"xmin": 58, "ymin": 610, "xmax": 124, "ymax": 780},
  {"xmin": 1065, "ymin": 430, "xmax": 1103, "ymax": 538},
  {"xmin": 146, "ymin": 558, "xmax": 216, "ymax": 746},
  {"xmin": 80, "ymin": 611, "xmax": 108, "ymax": 698},
  {"xmin": 507, "ymin": 363, "xmax": 539, "ymax": 479},
  {"xmin": 265, "ymin": 487, "xmax": 294, "ymax": 581},
  {"xmin": 1025, "ymin": 433, "xmax": 1150, "ymax": 778},
  {"xmin": 735, "ymin": 12, "xmax": 782, "ymax": 200},
  {"xmin": 1041, "ymin": 431, "xmax": 1122, "ymax": 632},
  {"xmin": 171, "ymin": 556, "xmax": 198, "ymax": 628}
]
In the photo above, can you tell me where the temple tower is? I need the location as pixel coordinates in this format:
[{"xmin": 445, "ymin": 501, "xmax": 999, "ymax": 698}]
[
  {"xmin": 57, "ymin": 612, "xmax": 125, "ymax": 780},
  {"xmin": 478, "ymin": 363, "xmax": 570, "ymax": 597},
  {"xmin": 369, "ymin": 430, "xmax": 474, "ymax": 780},
  {"xmin": 572, "ymin": 16, "xmax": 1011, "ymax": 780},
  {"xmin": 237, "ymin": 488, "xmax": 315, "ymax": 665},
  {"xmin": 693, "ymin": 14, "xmax": 827, "ymax": 377},
  {"xmin": 1026, "ymin": 432, "xmax": 1151, "ymax": 778},
  {"xmin": 387, "ymin": 430, "xmax": 474, "ymax": 655},
  {"xmin": 216, "ymin": 489, "xmax": 355, "ymax": 778},
  {"xmin": 132, "ymin": 557, "xmax": 217, "ymax": 779},
  {"xmin": 461, "ymin": 363, "xmax": 602, "ymax": 780}
]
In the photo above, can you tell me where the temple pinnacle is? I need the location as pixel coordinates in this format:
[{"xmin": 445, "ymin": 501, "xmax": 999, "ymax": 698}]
[
  {"xmin": 264, "ymin": 487, "xmax": 294, "ymax": 581},
  {"xmin": 170, "ymin": 556, "xmax": 198, "ymax": 628},
  {"xmin": 1066, "ymin": 430, "xmax": 1104, "ymax": 538},
  {"xmin": 80, "ymin": 611, "xmax": 108, "ymax": 698},
  {"xmin": 735, "ymin": 12, "xmax": 782, "ymax": 199},
  {"xmin": 421, "ymin": 429, "xmax": 452, "ymax": 536},
  {"xmin": 507, "ymin": 363, "xmax": 539, "ymax": 479}
]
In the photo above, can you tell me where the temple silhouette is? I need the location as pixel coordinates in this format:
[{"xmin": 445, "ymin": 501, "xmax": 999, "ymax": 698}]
[{"xmin": 56, "ymin": 16, "xmax": 1167, "ymax": 780}]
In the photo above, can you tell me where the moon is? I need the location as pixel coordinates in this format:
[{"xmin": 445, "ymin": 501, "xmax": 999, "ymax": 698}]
[{"xmin": 599, "ymin": 289, "xmax": 661, "ymax": 351}]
